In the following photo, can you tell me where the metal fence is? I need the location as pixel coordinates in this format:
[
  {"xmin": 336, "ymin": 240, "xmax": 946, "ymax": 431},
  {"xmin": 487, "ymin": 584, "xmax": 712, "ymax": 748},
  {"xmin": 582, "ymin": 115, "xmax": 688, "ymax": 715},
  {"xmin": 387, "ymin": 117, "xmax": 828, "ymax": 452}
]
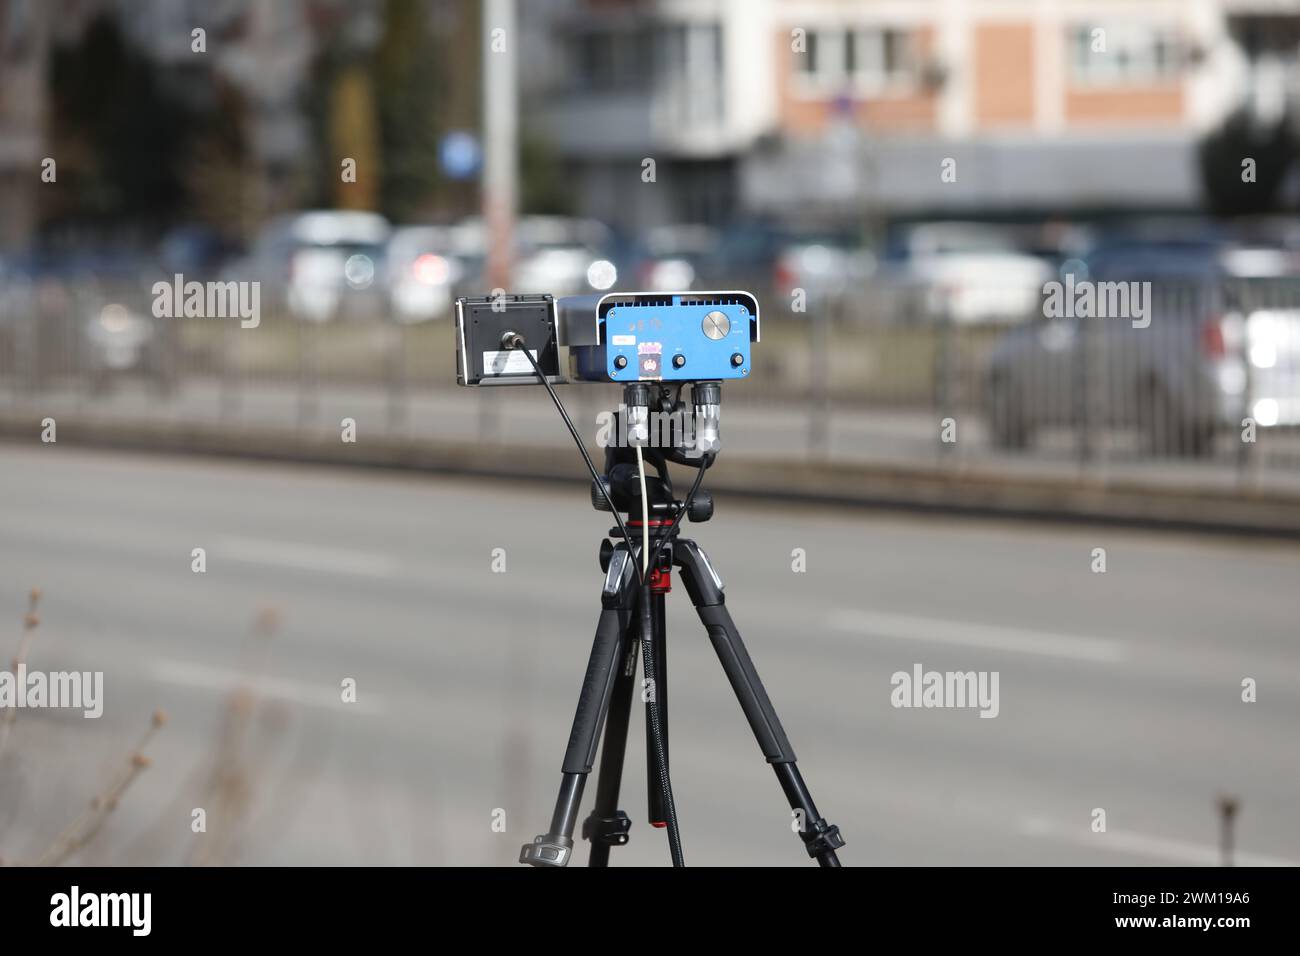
[{"xmin": 2, "ymin": 274, "xmax": 1298, "ymax": 491}]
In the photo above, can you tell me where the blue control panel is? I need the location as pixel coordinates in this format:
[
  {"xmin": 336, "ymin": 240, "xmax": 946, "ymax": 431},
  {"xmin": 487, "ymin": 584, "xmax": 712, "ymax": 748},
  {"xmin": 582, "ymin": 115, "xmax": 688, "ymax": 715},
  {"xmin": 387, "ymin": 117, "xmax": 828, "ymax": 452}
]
[{"xmin": 569, "ymin": 293, "xmax": 758, "ymax": 383}]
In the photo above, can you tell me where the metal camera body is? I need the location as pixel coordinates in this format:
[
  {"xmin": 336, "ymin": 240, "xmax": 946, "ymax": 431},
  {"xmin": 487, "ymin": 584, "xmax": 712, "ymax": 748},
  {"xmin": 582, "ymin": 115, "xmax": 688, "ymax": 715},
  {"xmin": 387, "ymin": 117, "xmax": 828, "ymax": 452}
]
[
  {"xmin": 455, "ymin": 290, "xmax": 759, "ymax": 457},
  {"xmin": 455, "ymin": 291, "xmax": 759, "ymax": 387},
  {"xmin": 454, "ymin": 293, "xmax": 564, "ymax": 386},
  {"xmin": 556, "ymin": 291, "xmax": 759, "ymax": 384}
]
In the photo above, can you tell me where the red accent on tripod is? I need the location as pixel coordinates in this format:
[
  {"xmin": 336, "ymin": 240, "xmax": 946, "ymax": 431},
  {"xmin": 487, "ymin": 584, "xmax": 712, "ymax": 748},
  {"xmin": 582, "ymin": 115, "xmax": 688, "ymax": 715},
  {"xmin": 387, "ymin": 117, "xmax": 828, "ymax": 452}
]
[{"xmin": 648, "ymin": 565, "xmax": 672, "ymax": 594}]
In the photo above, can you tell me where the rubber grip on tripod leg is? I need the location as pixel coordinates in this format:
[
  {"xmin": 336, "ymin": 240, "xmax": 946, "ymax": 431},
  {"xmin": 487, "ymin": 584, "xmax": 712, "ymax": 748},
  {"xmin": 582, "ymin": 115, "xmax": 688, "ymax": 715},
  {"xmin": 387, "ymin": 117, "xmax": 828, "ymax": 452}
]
[
  {"xmin": 562, "ymin": 607, "xmax": 627, "ymax": 774},
  {"xmin": 697, "ymin": 605, "xmax": 797, "ymax": 763}
]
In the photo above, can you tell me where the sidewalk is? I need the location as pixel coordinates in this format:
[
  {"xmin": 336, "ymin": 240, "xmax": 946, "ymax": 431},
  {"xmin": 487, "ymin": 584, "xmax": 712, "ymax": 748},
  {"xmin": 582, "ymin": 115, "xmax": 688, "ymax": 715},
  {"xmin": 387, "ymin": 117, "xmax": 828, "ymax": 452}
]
[{"xmin": 5, "ymin": 379, "xmax": 1300, "ymax": 537}]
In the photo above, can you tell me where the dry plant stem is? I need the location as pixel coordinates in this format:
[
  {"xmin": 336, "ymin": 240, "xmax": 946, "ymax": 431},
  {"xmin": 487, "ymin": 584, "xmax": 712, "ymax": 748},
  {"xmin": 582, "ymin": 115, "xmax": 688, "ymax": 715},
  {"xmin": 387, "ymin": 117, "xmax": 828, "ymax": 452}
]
[
  {"xmin": 188, "ymin": 614, "xmax": 278, "ymax": 866},
  {"xmin": 124, "ymin": 609, "xmax": 282, "ymax": 866},
  {"xmin": 0, "ymin": 589, "xmax": 43, "ymax": 761},
  {"xmin": 34, "ymin": 713, "xmax": 165, "ymax": 866}
]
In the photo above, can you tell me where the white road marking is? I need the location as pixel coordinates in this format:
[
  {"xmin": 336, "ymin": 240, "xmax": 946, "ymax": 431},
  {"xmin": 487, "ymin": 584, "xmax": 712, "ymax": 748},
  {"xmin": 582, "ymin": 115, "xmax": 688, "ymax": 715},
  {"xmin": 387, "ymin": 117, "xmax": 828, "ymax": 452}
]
[
  {"xmin": 1020, "ymin": 817, "xmax": 1299, "ymax": 867},
  {"xmin": 826, "ymin": 609, "xmax": 1127, "ymax": 663},
  {"xmin": 148, "ymin": 658, "xmax": 385, "ymax": 715},
  {"xmin": 215, "ymin": 534, "xmax": 399, "ymax": 578}
]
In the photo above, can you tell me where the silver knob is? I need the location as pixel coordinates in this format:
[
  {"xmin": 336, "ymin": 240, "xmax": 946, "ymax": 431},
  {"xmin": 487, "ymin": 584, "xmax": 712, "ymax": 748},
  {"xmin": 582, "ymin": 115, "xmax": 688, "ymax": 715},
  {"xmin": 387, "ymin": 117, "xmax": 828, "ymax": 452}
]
[{"xmin": 702, "ymin": 310, "xmax": 730, "ymax": 340}]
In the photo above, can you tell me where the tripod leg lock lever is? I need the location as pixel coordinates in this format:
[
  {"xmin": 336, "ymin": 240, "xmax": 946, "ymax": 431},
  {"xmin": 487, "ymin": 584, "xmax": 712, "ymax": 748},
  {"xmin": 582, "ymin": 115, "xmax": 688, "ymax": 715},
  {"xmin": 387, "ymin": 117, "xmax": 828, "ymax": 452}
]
[
  {"xmin": 519, "ymin": 833, "xmax": 575, "ymax": 867},
  {"xmin": 800, "ymin": 820, "xmax": 846, "ymax": 859},
  {"xmin": 582, "ymin": 810, "xmax": 632, "ymax": 847}
]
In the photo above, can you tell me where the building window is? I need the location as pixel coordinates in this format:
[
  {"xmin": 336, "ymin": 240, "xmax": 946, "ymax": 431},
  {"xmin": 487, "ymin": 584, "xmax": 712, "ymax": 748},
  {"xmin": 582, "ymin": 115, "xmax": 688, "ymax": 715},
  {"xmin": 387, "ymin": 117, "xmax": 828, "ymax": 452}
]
[
  {"xmin": 1070, "ymin": 22, "xmax": 1183, "ymax": 85},
  {"xmin": 848, "ymin": 27, "xmax": 913, "ymax": 89},
  {"xmin": 656, "ymin": 21, "xmax": 724, "ymax": 126},
  {"xmin": 570, "ymin": 26, "xmax": 652, "ymax": 92},
  {"xmin": 795, "ymin": 30, "xmax": 820, "ymax": 76},
  {"xmin": 568, "ymin": 19, "xmax": 722, "ymax": 124},
  {"xmin": 793, "ymin": 26, "xmax": 915, "ymax": 95}
]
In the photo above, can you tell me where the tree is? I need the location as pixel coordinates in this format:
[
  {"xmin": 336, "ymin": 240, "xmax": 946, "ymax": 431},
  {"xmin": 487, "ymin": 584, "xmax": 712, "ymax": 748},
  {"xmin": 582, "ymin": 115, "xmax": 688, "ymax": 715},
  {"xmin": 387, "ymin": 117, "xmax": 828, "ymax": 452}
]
[
  {"xmin": 1199, "ymin": 110, "xmax": 1296, "ymax": 215},
  {"xmin": 373, "ymin": 0, "xmax": 444, "ymax": 220},
  {"xmin": 44, "ymin": 14, "xmax": 196, "ymax": 231}
]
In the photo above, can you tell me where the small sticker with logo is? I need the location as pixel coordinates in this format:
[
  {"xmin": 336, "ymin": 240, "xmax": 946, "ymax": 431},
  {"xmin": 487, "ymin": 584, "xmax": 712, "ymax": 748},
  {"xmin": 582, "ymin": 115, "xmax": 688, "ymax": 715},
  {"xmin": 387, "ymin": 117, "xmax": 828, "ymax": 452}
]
[{"xmin": 637, "ymin": 342, "xmax": 663, "ymax": 379}]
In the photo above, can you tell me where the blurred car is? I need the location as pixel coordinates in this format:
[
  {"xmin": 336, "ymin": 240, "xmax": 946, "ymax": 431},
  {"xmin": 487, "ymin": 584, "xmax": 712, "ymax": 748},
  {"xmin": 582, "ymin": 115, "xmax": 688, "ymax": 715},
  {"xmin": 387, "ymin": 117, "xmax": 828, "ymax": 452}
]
[
  {"xmin": 158, "ymin": 224, "xmax": 237, "ymax": 280},
  {"xmin": 669, "ymin": 221, "xmax": 866, "ymax": 308},
  {"xmin": 236, "ymin": 210, "xmax": 392, "ymax": 322},
  {"xmin": 984, "ymin": 233, "xmax": 1300, "ymax": 456},
  {"xmin": 385, "ymin": 225, "xmax": 465, "ymax": 322},
  {"xmin": 629, "ymin": 224, "xmax": 719, "ymax": 290},
  {"xmin": 773, "ymin": 240, "xmax": 875, "ymax": 312},
  {"xmin": 878, "ymin": 221, "xmax": 1053, "ymax": 325},
  {"xmin": 690, "ymin": 221, "xmax": 794, "ymax": 298},
  {"xmin": 516, "ymin": 216, "xmax": 619, "ymax": 295},
  {"xmin": 454, "ymin": 216, "xmax": 620, "ymax": 296},
  {"xmin": 82, "ymin": 299, "xmax": 177, "ymax": 395},
  {"xmin": 0, "ymin": 248, "xmax": 176, "ymax": 395}
]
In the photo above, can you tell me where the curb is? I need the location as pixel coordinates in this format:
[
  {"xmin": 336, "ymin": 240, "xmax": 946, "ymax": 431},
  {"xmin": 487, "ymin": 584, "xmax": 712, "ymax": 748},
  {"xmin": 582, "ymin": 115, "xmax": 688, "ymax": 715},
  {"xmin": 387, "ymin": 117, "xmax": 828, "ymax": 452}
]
[{"xmin": 4, "ymin": 413, "xmax": 1300, "ymax": 539}]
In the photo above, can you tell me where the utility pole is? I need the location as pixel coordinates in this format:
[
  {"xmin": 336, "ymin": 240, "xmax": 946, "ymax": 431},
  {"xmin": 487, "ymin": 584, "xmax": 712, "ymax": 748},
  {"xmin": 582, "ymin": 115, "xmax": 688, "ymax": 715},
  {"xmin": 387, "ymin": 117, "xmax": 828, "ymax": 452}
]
[
  {"xmin": 483, "ymin": 0, "xmax": 517, "ymax": 293},
  {"xmin": 0, "ymin": 1, "xmax": 49, "ymax": 252}
]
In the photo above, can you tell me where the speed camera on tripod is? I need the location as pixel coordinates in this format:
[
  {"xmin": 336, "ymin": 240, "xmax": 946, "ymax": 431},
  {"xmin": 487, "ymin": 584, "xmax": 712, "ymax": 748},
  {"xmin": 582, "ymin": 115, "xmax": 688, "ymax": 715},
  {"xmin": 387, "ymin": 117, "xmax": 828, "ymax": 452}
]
[
  {"xmin": 450, "ymin": 285, "xmax": 843, "ymax": 866},
  {"xmin": 454, "ymin": 290, "xmax": 759, "ymax": 387}
]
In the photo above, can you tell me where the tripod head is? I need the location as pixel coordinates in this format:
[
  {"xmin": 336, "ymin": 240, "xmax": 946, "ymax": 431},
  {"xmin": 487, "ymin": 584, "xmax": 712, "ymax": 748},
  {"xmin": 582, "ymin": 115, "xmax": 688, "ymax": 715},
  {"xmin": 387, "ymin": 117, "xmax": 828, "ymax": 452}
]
[{"xmin": 590, "ymin": 381, "xmax": 717, "ymax": 523}]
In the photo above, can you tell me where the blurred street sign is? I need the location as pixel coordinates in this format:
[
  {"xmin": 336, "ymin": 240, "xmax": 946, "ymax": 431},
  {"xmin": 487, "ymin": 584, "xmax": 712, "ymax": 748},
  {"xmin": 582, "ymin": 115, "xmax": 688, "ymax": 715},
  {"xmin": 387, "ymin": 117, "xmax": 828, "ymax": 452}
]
[{"xmin": 440, "ymin": 131, "xmax": 482, "ymax": 180}]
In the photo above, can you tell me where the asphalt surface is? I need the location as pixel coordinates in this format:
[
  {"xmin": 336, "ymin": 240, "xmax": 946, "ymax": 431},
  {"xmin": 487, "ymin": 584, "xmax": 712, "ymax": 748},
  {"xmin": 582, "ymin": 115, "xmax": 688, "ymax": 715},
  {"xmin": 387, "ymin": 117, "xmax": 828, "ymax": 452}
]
[{"xmin": 1, "ymin": 444, "xmax": 1298, "ymax": 866}]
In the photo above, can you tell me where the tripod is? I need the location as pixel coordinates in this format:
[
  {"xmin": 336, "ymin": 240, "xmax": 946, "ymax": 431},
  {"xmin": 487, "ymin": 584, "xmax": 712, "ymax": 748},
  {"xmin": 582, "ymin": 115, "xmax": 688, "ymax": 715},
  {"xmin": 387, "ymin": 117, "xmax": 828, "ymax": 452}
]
[{"xmin": 519, "ymin": 448, "xmax": 845, "ymax": 867}]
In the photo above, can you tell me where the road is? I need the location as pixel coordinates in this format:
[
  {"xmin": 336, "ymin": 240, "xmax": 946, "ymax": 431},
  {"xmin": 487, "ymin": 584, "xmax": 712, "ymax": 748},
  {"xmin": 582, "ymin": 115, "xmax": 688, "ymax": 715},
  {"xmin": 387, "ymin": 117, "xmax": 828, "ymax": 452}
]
[{"xmin": 1, "ymin": 443, "xmax": 1298, "ymax": 866}]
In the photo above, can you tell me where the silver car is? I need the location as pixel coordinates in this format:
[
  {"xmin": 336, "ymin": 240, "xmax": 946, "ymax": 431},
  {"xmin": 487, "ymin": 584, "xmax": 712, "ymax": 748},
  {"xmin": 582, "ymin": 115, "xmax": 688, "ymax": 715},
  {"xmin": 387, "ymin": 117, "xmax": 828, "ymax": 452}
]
[
  {"xmin": 985, "ymin": 238, "xmax": 1300, "ymax": 456},
  {"xmin": 236, "ymin": 210, "xmax": 392, "ymax": 322}
]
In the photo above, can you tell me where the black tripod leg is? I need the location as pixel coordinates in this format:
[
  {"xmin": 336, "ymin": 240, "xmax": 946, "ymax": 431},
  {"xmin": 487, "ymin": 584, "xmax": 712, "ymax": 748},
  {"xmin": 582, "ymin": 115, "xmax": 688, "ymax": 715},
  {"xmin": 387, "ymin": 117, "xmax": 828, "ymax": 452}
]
[
  {"xmin": 646, "ymin": 590, "xmax": 669, "ymax": 827},
  {"xmin": 675, "ymin": 539, "xmax": 846, "ymax": 867},
  {"xmin": 520, "ymin": 550, "xmax": 637, "ymax": 867},
  {"xmin": 583, "ymin": 628, "xmax": 638, "ymax": 865}
]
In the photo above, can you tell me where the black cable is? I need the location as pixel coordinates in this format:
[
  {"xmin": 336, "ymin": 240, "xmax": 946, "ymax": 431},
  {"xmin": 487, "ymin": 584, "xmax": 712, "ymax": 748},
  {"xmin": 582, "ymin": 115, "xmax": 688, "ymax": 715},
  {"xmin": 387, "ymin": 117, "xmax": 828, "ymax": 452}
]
[
  {"xmin": 639, "ymin": 584, "xmax": 684, "ymax": 866},
  {"xmin": 514, "ymin": 344, "xmax": 644, "ymax": 587},
  {"xmin": 646, "ymin": 454, "xmax": 710, "ymax": 578}
]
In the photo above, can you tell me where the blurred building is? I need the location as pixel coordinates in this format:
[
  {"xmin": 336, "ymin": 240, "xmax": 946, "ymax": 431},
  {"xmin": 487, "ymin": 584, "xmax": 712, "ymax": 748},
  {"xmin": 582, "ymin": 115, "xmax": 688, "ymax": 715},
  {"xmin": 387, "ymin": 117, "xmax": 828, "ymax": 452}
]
[
  {"xmin": 7, "ymin": 0, "xmax": 1300, "ymax": 248},
  {"xmin": 519, "ymin": 0, "xmax": 772, "ymax": 227},
  {"xmin": 521, "ymin": 0, "xmax": 1300, "ymax": 228}
]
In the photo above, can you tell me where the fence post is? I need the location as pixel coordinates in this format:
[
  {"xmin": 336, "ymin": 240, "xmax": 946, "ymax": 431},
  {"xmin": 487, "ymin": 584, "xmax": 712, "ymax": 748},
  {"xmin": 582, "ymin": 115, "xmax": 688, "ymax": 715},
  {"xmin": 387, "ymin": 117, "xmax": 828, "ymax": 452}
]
[
  {"xmin": 936, "ymin": 302, "xmax": 955, "ymax": 461},
  {"xmin": 1217, "ymin": 795, "xmax": 1238, "ymax": 867},
  {"xmin": 808, "ymin": 295, "xmax": 831, "ymax": 459},
  {"xmin": 1077, "ymin": 310, "xmax": 1100, "ymax": 470},
  {"xmin": 220, "ymin": 315, "xmax": 239, "ymax": 423},
  {"xmin": 386, "ymin": 321, "xmax": 407, "ymax": 432},
  {"xmin": 297, "ymin": 315, "xmax": 317, "ymax": 429},
  {"xmin": 1234, "ymin": 279, "xmax": 1258, "ymax": 488}
]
